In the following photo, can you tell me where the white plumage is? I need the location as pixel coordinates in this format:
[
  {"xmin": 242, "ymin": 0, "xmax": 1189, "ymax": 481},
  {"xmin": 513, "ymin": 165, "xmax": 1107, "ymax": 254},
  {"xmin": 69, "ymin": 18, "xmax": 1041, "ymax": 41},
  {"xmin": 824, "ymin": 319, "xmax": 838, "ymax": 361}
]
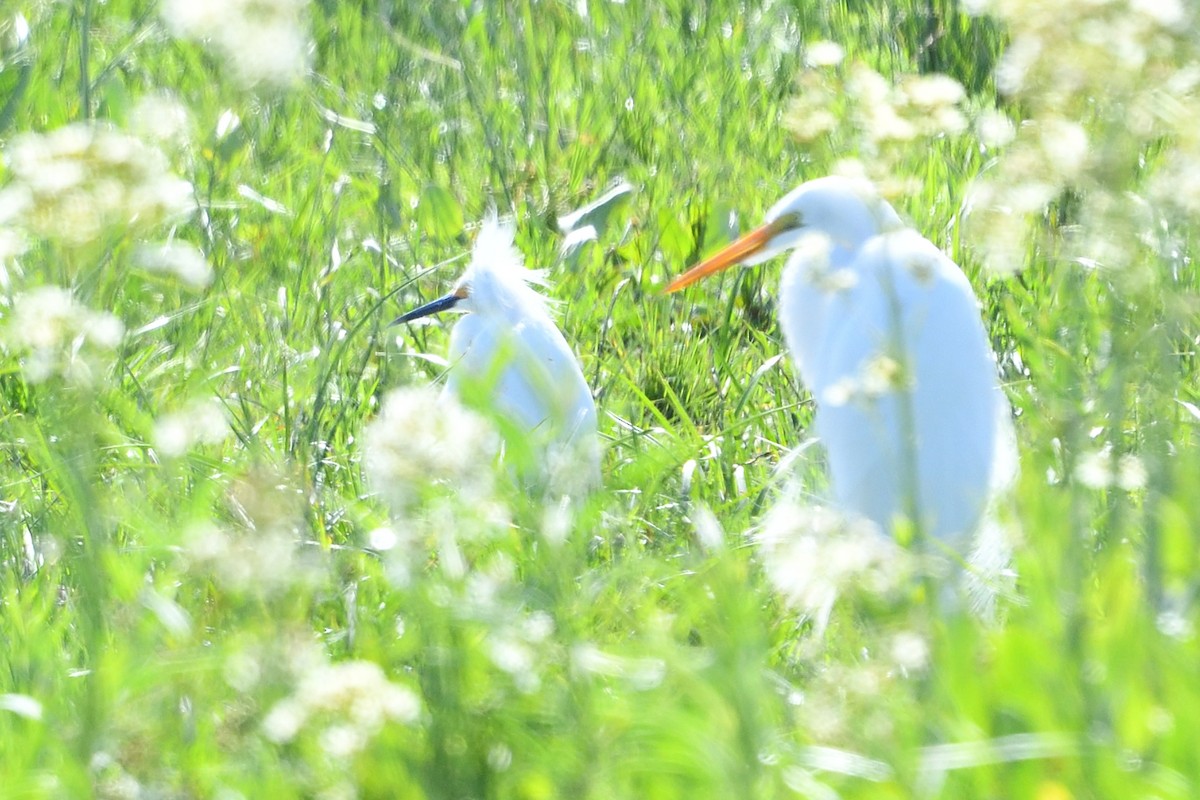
[
  {"xmin": 668, "ymin": 176, "xmax": 1015, "ymax": 550},
  {"xmin": 395, "ymin": 218, "xmax": 599, "ymax": 494}
]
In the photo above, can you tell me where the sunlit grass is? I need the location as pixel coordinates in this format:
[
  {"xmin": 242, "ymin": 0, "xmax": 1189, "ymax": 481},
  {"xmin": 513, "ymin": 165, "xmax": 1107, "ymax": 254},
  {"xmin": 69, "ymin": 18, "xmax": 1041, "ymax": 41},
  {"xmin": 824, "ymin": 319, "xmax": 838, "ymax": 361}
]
[{"xmin": 1, "ymin": 0, "xmax": 1199, "ymax": 797}]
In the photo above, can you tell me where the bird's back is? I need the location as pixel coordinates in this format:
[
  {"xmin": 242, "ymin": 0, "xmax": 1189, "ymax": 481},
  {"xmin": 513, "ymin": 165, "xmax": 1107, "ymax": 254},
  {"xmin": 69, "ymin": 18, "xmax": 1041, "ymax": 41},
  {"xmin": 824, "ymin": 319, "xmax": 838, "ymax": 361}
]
[{"xmin": 448, "ymin": 308, "xmax": 599, "ymax": 489}]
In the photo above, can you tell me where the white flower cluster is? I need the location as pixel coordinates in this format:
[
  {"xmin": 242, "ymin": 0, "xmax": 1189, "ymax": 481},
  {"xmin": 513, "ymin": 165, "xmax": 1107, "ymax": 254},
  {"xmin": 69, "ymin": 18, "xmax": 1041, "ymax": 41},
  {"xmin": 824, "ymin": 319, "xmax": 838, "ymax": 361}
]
[
  {"xmin": 783, "ymin": 44, "xmax": 969, "ymax": 194},
  {"xmin": 0, "ymin": 124, "xmax": 193, "ymax": 248},
  {"xmin": 755, "ymin": 498, "xmax": 911, "ymax": 630},
  {"xmin": 363, "ymin": 386, "xmax": 500, "ymax": 514},
  {"xmin": 0, "ymin": 285, "xmax": 123, "ymax": 384},
  {"xmin": 262, "ymin": 660, "xmax": 421, "ymax": 756},
  {"xmin": 185, "ymin": 522, "xmax": 316, "ymax": 597},
  {"xmin": 1075, "ymin": 448, "xmax": 1148, "ymax": 491},
  {"xmin": 785, "ymin": 43, "xmax": 967, "ymax": 180},
  {"xmin": 159, "ymin": 0, "xmax": 312, "ymax": 87},
  {"xmin": 152, "ymin": 398, "xmax": 231, "ymax": 457},
  {"xmin": 965, "ymin": 0, "xmax": 1199, "ymax": 274}
]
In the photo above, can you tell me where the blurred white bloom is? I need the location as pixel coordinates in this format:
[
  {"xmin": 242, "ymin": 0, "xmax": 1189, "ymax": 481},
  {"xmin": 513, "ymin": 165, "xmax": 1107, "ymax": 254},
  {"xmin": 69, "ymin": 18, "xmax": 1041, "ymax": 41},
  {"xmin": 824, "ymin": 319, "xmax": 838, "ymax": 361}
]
[
  {"xmin": 363, "ymin": 386, "xmax": 499, "ymax": 512},
  {"xmin": 787, "ymin": 61, "xmax": 967, "ymax": 153},
  {"xmin": 488, "ymin": 635, "xmax": 539, "ymax": 692},
  {"xmin": 0, "ymin": 124, "xmax": 193, "ymax": 247},
  {"xmin": 1, "ymin": 285, "xmax": 123, "ymax": 384},
  {"xmin": 128, "ymin": 92, "xmax": 192, "ymax": 149},
  {"xmin": 262, "ymin": 699, "xmax": 305, "ymax": 742},
  {"xmin": 1075, "ymin": 449, "xmax": 1148, "ymax": 490},
  {"xmin": 805, "ymin": 40, "xmax": 845, "ymax": 67},
  {"xmin": 159, "ymin": 0, "xmax": 312, "ymax": 87},
  {"xmin": 1038, "ymin": 118, "xmax": 1090, "ymax": 178},
  {"xmin": 317, "ymin": 724, "xmax": 368, "ymax": 759},
  {"xmin": 975, "ymin": 110, "xmax": 1017, "ymax": 148},
  {"xmin": 367, "ymin": 526, "xmax": 399, "ymax": 551},
  {"xmin": 1130, "ymin": 0, "xmax": 1185, "ymax": 28},
  {"xmin": 263, "ymin": 659, "xmax": 420, "ymax": 753},
  {"xmin": 822, "ymin": 354, "xmax": 904, "ymax": 407},
  {"xmin": 135, "ymin": 241, "xmax": 213, "ymax": 288},
  {"xmin": 890, "ymin": 631, "xmax": 930, "ymax": 672},
  {"xmin": 903, "ymin": 74, "xmax": 966, "ymax": 108},
  {"xmin": 152, "ymin": 398, "xmax": 230, "ymax": 457},
  {"xmin": 755, "ymin": 499, "xmax": 910, "ymax": 629},
  {"xmin": 185, "ymin": 522, "xmax": 317, "ymax": 596}
]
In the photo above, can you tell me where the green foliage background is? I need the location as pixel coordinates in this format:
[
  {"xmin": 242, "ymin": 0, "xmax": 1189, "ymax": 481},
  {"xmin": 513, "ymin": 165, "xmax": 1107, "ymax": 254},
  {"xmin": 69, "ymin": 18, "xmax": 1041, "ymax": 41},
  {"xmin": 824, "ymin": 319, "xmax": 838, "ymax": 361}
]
[{"xmin": 1, "ymin": 0, "xmax": 1198, "ymax": 797}]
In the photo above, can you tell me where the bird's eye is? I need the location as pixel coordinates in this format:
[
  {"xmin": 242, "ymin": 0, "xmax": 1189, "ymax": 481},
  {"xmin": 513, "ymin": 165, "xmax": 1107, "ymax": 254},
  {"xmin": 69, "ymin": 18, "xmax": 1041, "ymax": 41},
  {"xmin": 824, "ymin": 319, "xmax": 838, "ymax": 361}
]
[{"xmin": 775, "ymin": 211, "xmax": 804, "ymax": 231}]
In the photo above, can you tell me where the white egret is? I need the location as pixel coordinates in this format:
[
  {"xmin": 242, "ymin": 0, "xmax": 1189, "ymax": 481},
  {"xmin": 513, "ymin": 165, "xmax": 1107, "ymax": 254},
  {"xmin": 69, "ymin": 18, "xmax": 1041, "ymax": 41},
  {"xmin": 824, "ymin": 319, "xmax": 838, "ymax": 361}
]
[
  {"xmin": 394, "ymin": 217, "xmax": 599, "ymax": 494},
  {"xmin": 666, "ymin": 176, "xmax": 1015, "ymax": 553}
]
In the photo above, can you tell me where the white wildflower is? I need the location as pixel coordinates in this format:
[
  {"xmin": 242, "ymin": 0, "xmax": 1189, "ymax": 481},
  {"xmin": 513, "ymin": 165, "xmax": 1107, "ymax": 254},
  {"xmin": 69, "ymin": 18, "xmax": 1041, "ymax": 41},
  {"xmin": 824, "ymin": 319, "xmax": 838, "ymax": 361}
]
[
  {"xmin": 488, "ymin": 635, "xmax": 540, "ymax": 692},
  {"xmin": 1075, "ymin": 449, "xmax": 1148, "ymax": 490},
  {"xmin": 821, "ymin": 354, "xmax": 905, "ymax": 407},
  {"xmin": 903, "ymin": 74, "xmax": 966, "ymax": 108},
  {"xmin": 185, "ymin": 522, "xmax": 316, "ymax": 596},
  {"xmin": 152, "ymin": 398, "xmax": 230, "ymax": 457},
  {"xmin": 128, "ymin": 92, "xmax": 192, "ymax": 148},
  {"xmin": 134, "ymin": 241, "xmax": 213, "ymax": 288},
  {"xmin": 363, "ymin": 386, "xmax": 499, "ymax": 512},
  {"xmin": 0, "ymin": 124, "xmax": 193, "ymax": 247},
  {"xmin": 890, "ymin": 631, "xmax": 930, "ymax": 672},
  {"xmin": 318, "ymin": 724, "xmax": 368, "ymax": 758},
  {"xmin": 2, "ymin": 285, "xmax": 123, "ymax": 384},
  {"xmin": 805, "ymin": 40, "xmax": 846, "ymax": 67},
  {"xmin": 262, "ymin": 699, "xmax": 306, "ymax": 743},
  {"xmin": 1130, "ymin": 0, "xmax": 1185, "ymax": 28},
  {"xmin": 159, "ymin": 0, "xmax": 312, "ymax": 87},
  {"xmin": 1038, "ymin": 118, "xmax": 1090, "ymax": 179},
  {"xmin": 264, "ymin": 659, "xmax": 421, "ymax": 753},
  {"xmin": 755, "ymin": 499, "xmax": 911, "ymax": 628},
  {"xmin": 975, "ymin": 110, "xmax": 1016, "ymax": 148},
  {"xmin": 366, "ymin": 526, "xmax": 400, "ymax": 551}
]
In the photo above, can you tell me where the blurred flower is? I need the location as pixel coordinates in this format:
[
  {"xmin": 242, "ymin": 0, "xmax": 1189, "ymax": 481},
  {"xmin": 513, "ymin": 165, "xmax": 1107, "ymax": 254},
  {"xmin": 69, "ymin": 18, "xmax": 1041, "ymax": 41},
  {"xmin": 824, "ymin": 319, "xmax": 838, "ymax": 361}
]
[
  {"xmin": 890, "ymin": 630, "xmax": 930, "ymax": 673},
  {"xmin": 152, "ymin": 398, "xmax": 230, "ymax": 457},
  {"xmin": 783, "ymin": 55, "xmax": 968, "ymax": 183},
  {"xmin": 262, "ymin": 659, "xmax": 420, "ymax": 754},
  {"xmin": 159, "ymin": 0, "xmax": 312, "ymax": 87},
  {"xmin": 966, "ymin": 0, "xmax": 1200, "ymax": 279},
  {"xmin": 756, "ymin": 498, "xmax": 911, "ymax": 629},
  {"xmin": 0, "ymin": 124, "xmax": 193, "ymax": 247},
  {"xmin": 363, "ymin": 386, "xmax": 499, "ymax": 513},
  {"xmin": 128, "ymin": 92, "xmax": 192, "ymax": 150},
  {"xmin": 975, "ymin": 110, "xmax": 1016, "ymax": 148},
  {"xmin": 1, "ymin": 285, "xmax": 123, "ymax": 384},
  {"xmin": 134, "ymin": 241, "xmax": 213, "ymax": 288},
  {"xmin": 805, "ymin": 40, "xmax": 845, "ymax": 68},
  {"xmin": 1074, "ymin": 449, "xmax": 1148, "ymax": 491},
  {"xmin": 185, "ymin": 522, "xmax": 317, "ymax": 597},
  {"xmin": 488, "ymin": 634, "xmax": 539, "ymax": 693}
]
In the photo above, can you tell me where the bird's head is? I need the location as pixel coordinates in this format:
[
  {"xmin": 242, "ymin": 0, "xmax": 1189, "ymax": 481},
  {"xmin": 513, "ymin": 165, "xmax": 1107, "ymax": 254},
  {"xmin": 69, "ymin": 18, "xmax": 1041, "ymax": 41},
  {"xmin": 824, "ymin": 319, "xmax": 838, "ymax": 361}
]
[
  {"xmin": 665, "ymin": 176, "xmax": 903, "ymax": 292},
  {"xmin": 393, "ymin": 216, "xmax": 550, "ymax": 326}
]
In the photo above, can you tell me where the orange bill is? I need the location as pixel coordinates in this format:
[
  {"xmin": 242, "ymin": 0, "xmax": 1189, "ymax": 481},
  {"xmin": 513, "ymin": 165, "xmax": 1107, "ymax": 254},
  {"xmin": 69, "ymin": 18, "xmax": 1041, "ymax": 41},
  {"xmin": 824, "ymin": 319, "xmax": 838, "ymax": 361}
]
[{"xmin": 664, "ymin": 215, "xmax": 795, "ymax": 293}]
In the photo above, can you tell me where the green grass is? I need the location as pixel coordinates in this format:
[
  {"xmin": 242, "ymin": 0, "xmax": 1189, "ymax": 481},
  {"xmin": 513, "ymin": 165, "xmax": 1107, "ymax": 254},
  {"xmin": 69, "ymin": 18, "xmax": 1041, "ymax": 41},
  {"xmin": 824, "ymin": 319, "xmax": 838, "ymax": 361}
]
[{"xmin": 1, "ymin": 1, "xmax": 1199, "ymax": 797}]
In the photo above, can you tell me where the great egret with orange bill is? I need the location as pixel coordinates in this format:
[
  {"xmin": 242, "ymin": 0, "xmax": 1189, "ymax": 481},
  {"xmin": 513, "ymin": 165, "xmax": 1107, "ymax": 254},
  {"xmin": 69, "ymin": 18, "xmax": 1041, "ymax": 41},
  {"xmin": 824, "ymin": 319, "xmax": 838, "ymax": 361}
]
[{"xmin": 666, "ymin": 176, "xmax": 1015, "ymax": 555}]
